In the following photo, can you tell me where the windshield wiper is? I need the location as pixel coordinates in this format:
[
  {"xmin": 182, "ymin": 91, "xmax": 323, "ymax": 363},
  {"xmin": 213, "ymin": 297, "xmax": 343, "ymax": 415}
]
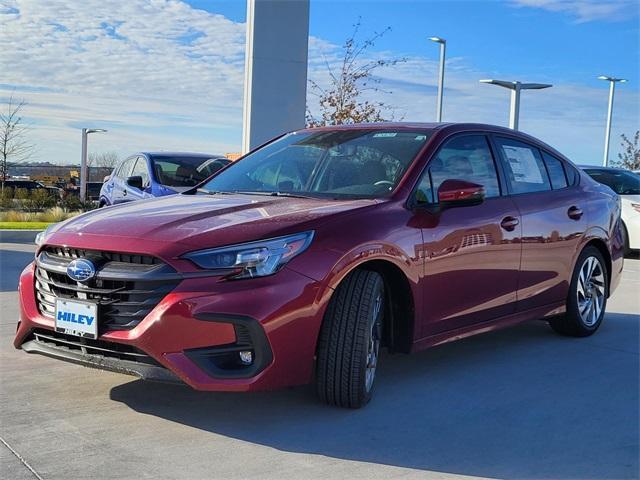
[{"xmin": 231, "ymin": 190, "xmax": 317, "ymax": 199}]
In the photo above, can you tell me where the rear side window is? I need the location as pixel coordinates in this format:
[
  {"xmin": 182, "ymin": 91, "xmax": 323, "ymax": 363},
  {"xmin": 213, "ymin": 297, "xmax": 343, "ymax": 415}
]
[
  {"xmin": 541, "ymin": 152, "xmax": 568, "ymax": 189},
  {"xmin": 131, "ymin": 157, "xmax": 150, "ymax": 187},
  {"xmin": 495, "ymin": 138, "xmax": 551, "ymax": 194},
  {"xmin": 116, "ymin": 157, "xmax": 136, "ymax": 179},
  {"xmin": 564, "ymin": 163, "xmax": 579, "ymax": 185},
  {"xmin": 416, "ymin": 134, "xmax": 501, "ymax": 203}
]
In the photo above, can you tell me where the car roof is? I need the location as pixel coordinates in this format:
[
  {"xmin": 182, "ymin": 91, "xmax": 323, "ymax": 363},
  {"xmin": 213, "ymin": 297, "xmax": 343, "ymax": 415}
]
[
  {"xmin": 300, "ymin": 122, "xmax": 526, "ymax": 134},
  {"xmin": 139, "ymin": 152, "xmax": 224, "ymax": 158},
  {"xmin": 578, "ymin": 165, "xmax": 629, "ymax": 172}
]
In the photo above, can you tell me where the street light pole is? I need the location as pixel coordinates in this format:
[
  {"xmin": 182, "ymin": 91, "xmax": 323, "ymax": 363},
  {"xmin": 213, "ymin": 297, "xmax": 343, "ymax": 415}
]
[
  {"xmin": 80, "ymin": 128, "xmax": 107, "ymax": 202},
  {"xmin": 480, "ymin": 79, "xmax": 552, "ymax": 131},
  {"xmin": 598, "ymin": 76, "xmax": 627, "ymax": 167},
  {"xmin": 429, "ymin": 37, "xmax": 446, "ymax": 122}
]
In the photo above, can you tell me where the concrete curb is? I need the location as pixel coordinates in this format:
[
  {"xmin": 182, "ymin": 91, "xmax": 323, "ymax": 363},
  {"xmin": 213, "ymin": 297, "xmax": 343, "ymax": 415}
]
[{"xmin": 0, "ymin": 230, "xmax": 40, "ymax": 244}]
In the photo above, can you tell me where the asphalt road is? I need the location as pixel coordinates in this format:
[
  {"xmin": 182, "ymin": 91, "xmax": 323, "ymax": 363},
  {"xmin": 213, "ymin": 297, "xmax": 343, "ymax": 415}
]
[{"xmin": 1, "ymin": 243, "xmax": 638, "ymax": 480}]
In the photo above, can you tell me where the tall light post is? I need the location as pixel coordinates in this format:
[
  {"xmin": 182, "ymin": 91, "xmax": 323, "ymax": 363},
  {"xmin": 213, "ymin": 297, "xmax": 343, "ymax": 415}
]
[
  {"xmin": 428, "ymin": 36, "xmax": 446, "ymax": 122},
  {"xmin": 80, "ymin": 128, "xmax": 107, "ymax": 202},
  {"xmin": 598, "ymin": 76, "xmax": 627, "ymax": 167},
  {"xmin": 480, "ymin": 79, "xmax": 552, "ymax": 131}
]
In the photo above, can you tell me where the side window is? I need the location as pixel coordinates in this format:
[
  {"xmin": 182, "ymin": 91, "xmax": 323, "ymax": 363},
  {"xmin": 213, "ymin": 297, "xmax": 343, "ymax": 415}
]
[
  {"xmin": 116, "ymin": 157, "xmax": 135, "ymax": 179},
  {"xmin": 495, "ymin": 138, "xmax": 551, "ymax": 194},
  {"xmin": 131, "ymin": 157, "xmax": 150, "ymax": 187},
  {"xmin": 541, "ymin": 152, "xmax": 568, "ymax": 189},
  {"xmin": 416, "ymin": 135, "xmax": 501, "ymax": 203},
  {"xmin": 564, "ymin": 163, "xmax": 579, "ymax": 185}
]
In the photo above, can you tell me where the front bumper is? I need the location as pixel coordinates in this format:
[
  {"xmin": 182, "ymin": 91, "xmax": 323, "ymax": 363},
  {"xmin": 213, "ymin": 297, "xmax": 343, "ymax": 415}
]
[{"xmin": 15, "ymin": 262, "xmax": 327, "ymax": 392}]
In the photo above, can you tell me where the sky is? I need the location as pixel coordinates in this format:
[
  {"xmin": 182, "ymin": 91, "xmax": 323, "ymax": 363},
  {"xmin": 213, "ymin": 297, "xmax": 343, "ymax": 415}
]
[{"xmin": 0, "ymin": 0, "xmax": 638, "ymax": 166}]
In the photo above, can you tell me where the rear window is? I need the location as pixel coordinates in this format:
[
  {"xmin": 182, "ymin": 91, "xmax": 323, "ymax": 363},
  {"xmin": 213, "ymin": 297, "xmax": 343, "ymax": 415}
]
[
  {"xmin": 542, "ymin": 152, "xmax": 568, "ymax": 190},
  {"xmin": 584, "ymin": 169, "xmax": 640, "ymax": 195},
  {"xmin": 152, "ymin": 156, "xmax": 226, "ymax": 187}
]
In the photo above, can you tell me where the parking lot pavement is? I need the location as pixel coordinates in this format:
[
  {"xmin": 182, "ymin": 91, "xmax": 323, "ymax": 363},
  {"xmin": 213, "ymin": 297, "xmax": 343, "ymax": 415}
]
[{"xmin": 1, "ymin": 243, "xmax": 638, "ymax": 480}]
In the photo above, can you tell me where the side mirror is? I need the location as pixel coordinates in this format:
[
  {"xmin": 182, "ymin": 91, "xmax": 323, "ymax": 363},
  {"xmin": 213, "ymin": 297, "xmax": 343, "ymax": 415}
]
[
  {"xmin": 437, "ymin": 179, "xmax": 485, "ymax": 208},
  {"xmin": 126, "ymin": 175, "xmax": 144, "ymax": 190},
  {"xmin": 103, "ymin": 175, "xmax": 111, "ymax": 183}
]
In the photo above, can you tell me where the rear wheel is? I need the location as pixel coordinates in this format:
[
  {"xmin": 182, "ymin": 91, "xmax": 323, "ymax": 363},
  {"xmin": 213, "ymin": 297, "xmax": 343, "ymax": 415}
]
[
  {"xmin": 316, "ymin": 270, "xmax": 384, "ymax": 408},
  {"xmin": 550, "ymin": 246, "xmax": 608, "ymax": 337}
]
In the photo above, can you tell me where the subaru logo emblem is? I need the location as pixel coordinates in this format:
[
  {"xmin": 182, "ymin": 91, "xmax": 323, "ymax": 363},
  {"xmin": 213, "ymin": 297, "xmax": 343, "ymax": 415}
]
[{"xmin": 66, "ymin": 258, "xmax": 96, "ymax": 282}]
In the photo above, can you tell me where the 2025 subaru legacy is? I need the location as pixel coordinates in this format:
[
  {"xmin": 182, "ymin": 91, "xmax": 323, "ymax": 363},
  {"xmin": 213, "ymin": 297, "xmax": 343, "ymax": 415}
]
[{"xmin": 15, "ymin": 123, "xmax": 623, "ymax": 408}]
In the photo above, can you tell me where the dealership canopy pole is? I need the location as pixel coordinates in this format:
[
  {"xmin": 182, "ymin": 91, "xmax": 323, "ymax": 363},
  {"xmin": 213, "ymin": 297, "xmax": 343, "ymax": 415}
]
[
  {"xmin": 598, "ymin": 76, "xmax": 627, "ymax": 167},
  {"xmin": 480, "ymin": 79, "xmax": 552, "ymax": 131},
  {"xmin": 428, "ymin": 37, "xmax": 446, "ymax": 122},
  {"xmin": 242, "ymin": 0, "xmax": 310, "ymax": 153},
  {"xmin": 79, "ymin": 128, "xmax": 106, "ymax": 202}
]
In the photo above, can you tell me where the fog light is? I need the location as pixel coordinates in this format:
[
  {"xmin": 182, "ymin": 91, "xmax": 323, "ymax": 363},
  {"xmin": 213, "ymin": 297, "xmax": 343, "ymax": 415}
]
[{"xmin": 239, "ymin": 350, "xmax": 253, "ymax": 365}]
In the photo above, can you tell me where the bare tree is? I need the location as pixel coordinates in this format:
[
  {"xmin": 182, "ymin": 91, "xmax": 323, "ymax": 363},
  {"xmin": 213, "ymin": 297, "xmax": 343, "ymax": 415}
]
[
  {"xmin": 1, "ymin": 95, "xmax": 34, "ymax": 186},
  {"xmin": 613, "ymin": 131, "xmax": 640, "ymax": 171},
  {"xmin": 88, "ymin": 151, "xmax": 120, "ymax": 181},
  {"xmin": 306, "ymin": 19, "xmax": 406, "ymax": 127},
  {"xmin": 88, "ymin": 151, "xmax": 119, "ymax": 170}
]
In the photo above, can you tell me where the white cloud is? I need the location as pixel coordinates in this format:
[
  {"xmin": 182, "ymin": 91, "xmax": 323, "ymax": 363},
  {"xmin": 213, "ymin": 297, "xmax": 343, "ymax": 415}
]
[
  {"xmin": 0, "ymin": 0, "xmax": 247, "ymax": 162},
  {"xmin": 509, "ymin": 0, "xmax": 639, "ymax": 23},
  {"xmin": 0, "ymin": 0, "xmax": 638, "ymax": 167}
]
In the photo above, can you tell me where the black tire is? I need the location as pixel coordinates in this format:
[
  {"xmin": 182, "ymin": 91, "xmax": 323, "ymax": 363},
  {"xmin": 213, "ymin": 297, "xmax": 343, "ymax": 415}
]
[
  {"xmin": 549, "ymin": 246, "xmax": 608, "ymax": 337},
  {"xmin": 316, "ymin": 269, "xmax": 384, "ymax": 408},
  {"xmin": 621, "ymin": 222, "xmax": 630, "ymax": 257}
]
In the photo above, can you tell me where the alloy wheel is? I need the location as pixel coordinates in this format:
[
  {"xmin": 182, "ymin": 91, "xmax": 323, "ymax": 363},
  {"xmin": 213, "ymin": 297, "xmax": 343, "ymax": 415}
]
[{"xmin": 577, "ymin": 256, "xmax": 606, "ymax": 327}]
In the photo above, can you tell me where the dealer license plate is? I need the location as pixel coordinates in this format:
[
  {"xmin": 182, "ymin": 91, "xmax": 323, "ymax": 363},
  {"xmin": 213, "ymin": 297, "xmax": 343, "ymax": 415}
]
[{"xmin": 54, "ymin": 299, "xmax": 98, "ymax": 339}]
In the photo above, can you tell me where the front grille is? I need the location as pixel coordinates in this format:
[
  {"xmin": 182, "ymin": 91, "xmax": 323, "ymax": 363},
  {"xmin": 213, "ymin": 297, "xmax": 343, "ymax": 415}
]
[
  {"xmin": 30, "ymin": 329, "xmax": 160, "ymax": 366},
  {"xmin": 35, "ymin": 246, "xmax": 181, "ymax": 332}
]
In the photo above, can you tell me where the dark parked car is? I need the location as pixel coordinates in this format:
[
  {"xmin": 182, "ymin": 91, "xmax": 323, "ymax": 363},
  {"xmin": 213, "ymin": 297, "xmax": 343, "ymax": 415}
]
[
  {"xmin": 2, "ymin": 179, "xmax": 62, "ymax": 198},
  {"xmin": 99, "ymin": 152, "xmax": 230, "ymax": 206},
  {"xmin": 16, "ymin": 123, "xmax": 623, "ymax": 408}
]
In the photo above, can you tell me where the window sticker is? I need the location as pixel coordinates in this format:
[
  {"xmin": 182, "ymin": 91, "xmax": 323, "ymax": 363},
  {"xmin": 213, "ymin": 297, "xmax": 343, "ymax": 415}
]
[
  {"xmin": 502, "ymin": 146, "xmax": 543, "ymax": 183},
  {"xmin": 372, "ymin": 132, "xmax": 397, "ymax": 138}
]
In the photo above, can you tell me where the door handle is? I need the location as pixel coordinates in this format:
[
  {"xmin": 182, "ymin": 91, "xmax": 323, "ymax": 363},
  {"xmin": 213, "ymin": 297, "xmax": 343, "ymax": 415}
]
[
  {"xmin": 568, "ymin": 206, "xmax": 583, "ymax": 220},
  {"xmin": 500, "ymin": 216, "xmax": 519, "ymax": 231}
]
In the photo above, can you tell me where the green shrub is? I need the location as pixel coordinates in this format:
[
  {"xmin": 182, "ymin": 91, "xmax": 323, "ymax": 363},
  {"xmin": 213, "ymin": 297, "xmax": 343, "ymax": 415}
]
[
  {"xmin": 14, "ymin": 188, "xmax": 29, "ymax": 201},
  {"xmin": 26, "ymin": 189, "xmax": 56, "ymax": 210}
]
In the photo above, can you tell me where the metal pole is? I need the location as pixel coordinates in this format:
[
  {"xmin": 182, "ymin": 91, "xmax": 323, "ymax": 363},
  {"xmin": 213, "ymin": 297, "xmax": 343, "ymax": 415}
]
[
  {"xmin": 436, "ymin": 41, "xmax": 446, "ymax": 122},
  {"xmin": 80, "ymin": 128, "xmax": 88, "ymax": 203},
  {"xmin": 603, "ymin": 80, "xmax": 615, "ymax": 167},
  {"xmin": 509, "ymin": 83, "xmax": 521, "ymax": 130}
]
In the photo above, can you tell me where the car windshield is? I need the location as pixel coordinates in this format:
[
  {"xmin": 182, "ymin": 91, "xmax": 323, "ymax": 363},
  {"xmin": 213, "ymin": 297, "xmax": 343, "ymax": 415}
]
[
  {"xmin": 200, "ymin": 129, "xmax": 432, "ymax": 199},
  {"xmin": 152, "ymin": 156, "xmax": 228, "ymax": 187},
  {"xmin": 584, "ymin": 169, "xmax": 640, "ymax": 195}
]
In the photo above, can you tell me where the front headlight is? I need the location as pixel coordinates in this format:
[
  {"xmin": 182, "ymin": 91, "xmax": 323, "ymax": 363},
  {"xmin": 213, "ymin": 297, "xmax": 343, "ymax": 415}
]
[
  {"xmin": 182, "ymin": 231, "xmax": 314, "ymax": 279},
  {"xmin": 35, "ymin": 224, "xmax": 55, "ymax": 247}
]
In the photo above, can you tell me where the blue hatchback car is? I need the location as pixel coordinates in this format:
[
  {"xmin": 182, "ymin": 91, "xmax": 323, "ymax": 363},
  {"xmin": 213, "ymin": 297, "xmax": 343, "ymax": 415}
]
[{"xmin": 99, "ymin": 152, "xmax": 230, "ymax": 206}]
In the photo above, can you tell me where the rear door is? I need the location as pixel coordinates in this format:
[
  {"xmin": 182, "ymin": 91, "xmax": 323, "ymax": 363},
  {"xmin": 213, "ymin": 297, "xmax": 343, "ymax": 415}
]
[
  {"xmin": 492, "ymin": 136, "xmax": 586, "ymax": 311},
  {"xmin": 416, "ymin": 134, "xmax": 522, "ymax": 336}
]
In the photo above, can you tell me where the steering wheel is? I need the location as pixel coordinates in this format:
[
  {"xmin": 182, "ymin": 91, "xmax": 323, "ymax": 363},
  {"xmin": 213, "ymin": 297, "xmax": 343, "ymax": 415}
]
[{"xmin": 374, "ymin": 180, "xmax": 394, "ymax": 187}]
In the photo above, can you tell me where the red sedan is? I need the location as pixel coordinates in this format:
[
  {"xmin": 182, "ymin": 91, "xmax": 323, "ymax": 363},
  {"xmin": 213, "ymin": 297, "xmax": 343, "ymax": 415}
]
[{"xmin": 14, "ymin": 123, "xmax": 624, "ymax": 408}]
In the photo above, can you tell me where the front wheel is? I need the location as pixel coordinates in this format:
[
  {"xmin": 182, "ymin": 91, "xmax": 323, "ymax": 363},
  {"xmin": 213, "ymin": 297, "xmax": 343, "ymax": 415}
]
[
  {"xmin": 550, "ymin": 246, "xmax": 608, "ymax": 337},
  {"xmin": 316, "ymin": 270, "xmax": 384, "ymax": 408}
]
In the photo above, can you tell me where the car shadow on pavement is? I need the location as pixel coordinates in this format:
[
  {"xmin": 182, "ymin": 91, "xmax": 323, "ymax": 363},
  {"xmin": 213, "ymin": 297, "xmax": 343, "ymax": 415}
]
[{"xmin": 110, "ymin": 314, "xmax": 639, "ymax": 479}]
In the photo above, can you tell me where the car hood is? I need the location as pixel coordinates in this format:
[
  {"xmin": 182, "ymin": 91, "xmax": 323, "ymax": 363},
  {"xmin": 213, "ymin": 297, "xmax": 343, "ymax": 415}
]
[{"xmin": 46, "ymin": 193, "xmax": 376, "ymax": 250}]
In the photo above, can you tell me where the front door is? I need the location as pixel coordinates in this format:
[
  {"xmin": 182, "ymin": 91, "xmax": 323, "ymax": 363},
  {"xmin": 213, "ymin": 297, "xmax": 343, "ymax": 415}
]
[{"xmin": 415, "ymin": 134, "xmax": 522, "ymax": 337}]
